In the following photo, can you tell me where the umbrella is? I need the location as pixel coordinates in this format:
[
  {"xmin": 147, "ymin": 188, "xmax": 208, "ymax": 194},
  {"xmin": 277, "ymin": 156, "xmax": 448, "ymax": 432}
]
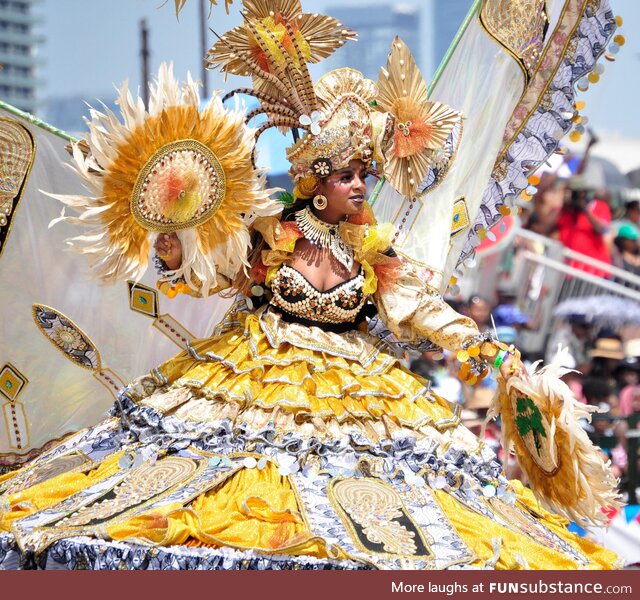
[
  {"xmin": 553, "ymin": 294, "xmax": 640, "ymax": 329},
  {"xmin": 581, "ymin": 156, "xmax": 631, "ymax": 190},
  {"xmin": 626, "ymin": 167, "xmax": 640, "ymax": 189}
]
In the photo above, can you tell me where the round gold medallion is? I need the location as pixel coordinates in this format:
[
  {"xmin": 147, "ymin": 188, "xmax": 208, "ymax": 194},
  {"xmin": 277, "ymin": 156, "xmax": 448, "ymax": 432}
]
[{"xmin": 131, "ymin": 139, "xmax": 226, "ymax": 232}]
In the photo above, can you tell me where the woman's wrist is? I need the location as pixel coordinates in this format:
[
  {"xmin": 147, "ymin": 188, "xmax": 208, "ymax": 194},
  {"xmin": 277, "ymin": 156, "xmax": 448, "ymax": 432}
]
[
  {"xmin": 162, "ymin": 257, "xmax": 182, "ymax": 270},
  {"xmin": 492, "ymin": 348, "xmax": 509, "ymax": 369}
]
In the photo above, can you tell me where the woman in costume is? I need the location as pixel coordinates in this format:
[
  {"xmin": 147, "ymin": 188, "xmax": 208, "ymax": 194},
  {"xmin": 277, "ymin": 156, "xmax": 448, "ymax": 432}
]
[{"xmin": 0, "ymin": 0, "xmax": 623, "ymax": 570}]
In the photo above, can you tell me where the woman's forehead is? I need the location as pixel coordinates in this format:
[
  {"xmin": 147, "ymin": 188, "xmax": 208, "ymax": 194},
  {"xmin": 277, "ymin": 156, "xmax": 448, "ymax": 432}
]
[{"xmin": 334, "ymin": 162, "xmax": 367, "ymax": 175}]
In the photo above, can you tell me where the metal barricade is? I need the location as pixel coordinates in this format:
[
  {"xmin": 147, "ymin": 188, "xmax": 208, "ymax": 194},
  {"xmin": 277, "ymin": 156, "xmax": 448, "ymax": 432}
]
[{"xmin": 466, "ymin": 227, "xmax": 640, "ymax": 355}]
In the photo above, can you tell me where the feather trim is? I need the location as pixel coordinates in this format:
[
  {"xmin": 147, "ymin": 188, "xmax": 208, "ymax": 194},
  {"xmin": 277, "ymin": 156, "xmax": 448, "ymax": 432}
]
[{"xmin": 491, "ymin": 347, "xmax": 622, "ymax": 527}]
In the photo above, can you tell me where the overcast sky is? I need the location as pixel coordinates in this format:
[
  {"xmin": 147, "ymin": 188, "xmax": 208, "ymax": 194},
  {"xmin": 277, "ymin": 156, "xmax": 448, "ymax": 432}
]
[{"xmin": 39, "ymin": 0, "xmax": 640, "ymax": 139}]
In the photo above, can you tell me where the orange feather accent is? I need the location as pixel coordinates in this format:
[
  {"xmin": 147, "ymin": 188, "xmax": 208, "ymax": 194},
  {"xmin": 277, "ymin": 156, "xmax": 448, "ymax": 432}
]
[
  {"xmin": 275, "ymin": 221, "xmax": 303, "ymax": 251},
  {"xmin": 393, "ymin": 118, "xmax": 434, "ymax": 159},
  {"xmin": 250, "ymin": 260, "xmax": 268, "ymax": 284},
  {"xmin": 373, "ymin": 256, "xmax": 402, "ymax": 292},
  {"xmin": 347, "ymin": 202, "xmax": 376, "ymax": 226}
]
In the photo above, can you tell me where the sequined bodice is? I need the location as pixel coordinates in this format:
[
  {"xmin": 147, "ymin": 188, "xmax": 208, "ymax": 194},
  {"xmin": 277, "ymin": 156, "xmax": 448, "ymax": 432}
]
[{"xmin": 269, "ymin": 264, "xmax": 367, "ymax": 325}]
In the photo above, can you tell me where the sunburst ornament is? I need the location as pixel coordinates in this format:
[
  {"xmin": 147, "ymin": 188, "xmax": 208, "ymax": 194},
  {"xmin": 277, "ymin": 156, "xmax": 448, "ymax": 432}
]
[
  {"xmin": 49, "ymin": 63, "xmax": 281, "ymax": 295},
  {"xmin": 376, "ymin": 37, "xmax": 463, "ymax": 198}
]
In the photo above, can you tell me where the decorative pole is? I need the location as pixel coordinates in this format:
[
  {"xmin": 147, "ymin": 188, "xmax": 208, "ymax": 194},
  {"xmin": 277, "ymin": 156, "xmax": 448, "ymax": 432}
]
[
  {"xmin": 140, "ymin": 19, "xmax": 150, "ymax": 107},
  {"xmin": 428, "ymin": 0, "xmax": 482, "ymax": 94},
  {"xmin": 199, "ymin": 0, "xmax": 209, "ymax": 98}
]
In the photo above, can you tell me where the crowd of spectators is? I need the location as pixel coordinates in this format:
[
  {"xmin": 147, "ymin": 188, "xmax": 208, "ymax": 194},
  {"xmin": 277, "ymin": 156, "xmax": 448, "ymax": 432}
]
[
  {"xmin": 521, "ymin": 141, "xmax": 640, "ymax": 282},
  {"xmin": 406, "ymin": 137, "xmax": 640, "ymax": 500}
]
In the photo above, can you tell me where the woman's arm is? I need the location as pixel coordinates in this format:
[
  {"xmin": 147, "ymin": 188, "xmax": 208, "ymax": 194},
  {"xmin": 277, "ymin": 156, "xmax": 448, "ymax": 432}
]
[{"xmin": 374, "ymin": 261, "xmax": 516, "ymax": 379}]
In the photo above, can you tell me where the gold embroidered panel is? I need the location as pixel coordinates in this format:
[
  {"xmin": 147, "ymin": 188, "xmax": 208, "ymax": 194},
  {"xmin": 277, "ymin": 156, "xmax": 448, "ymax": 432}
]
[
  {"xmin": 14, "ymin": 456, "xmax": 201, "ymax": 552},
  {"xmin": 450, "ymin": 197, "xmax": 470, "ymax": 238},
  {"xmin": 328, "ymin": 477, "xmax": 433, "ymax": 559},
  {"xmin": 128, "ymin": 280, "xmax": 159, "ymax": 318},
  {"xmin": 127, "ymin": 280, "xmax": 194, "ymax": 349},
  {"xmin": 32, "ymin": 304, "xmax": 102, "ymax": 371},
  {"xmin": 510, "ymin": 391, "xmax": 559, "ymax": 475},
  {"xmin": 0, "ymin": 362, "xmax": 29, "ymax": 451},
  {"xmin": 479, "ymin": 0, "xmax": 548, "ymax": 84},
  {"xmin": 0, "ymin": 451, "xmax": 92, "ymax": 495},
  {"xmin": 0, "ymin": 362, "xmax": 27, "ymax": 403},
  {"xmin": 31, "ymin": 304, "xmax": 127, "ymax": 401},
  {"xmin": 0, "ymin": 117, "xmax": 35, "ymax": 260},
  {"xmin": 2, "ymin": 400, "xmax": 29, "ymax": 451}
]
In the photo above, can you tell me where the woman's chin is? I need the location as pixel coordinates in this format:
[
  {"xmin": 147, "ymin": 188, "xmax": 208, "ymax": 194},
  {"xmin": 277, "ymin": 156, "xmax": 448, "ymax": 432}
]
[{"xmin": 348, "ymin": 199, "xmax": 365, "ymax": 212}]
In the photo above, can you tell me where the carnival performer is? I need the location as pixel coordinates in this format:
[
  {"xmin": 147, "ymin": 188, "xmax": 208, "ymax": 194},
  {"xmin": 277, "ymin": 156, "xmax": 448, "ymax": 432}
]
[{"xmin": 0, "ymin": 0, "xmax": 623, "ymax": 570}]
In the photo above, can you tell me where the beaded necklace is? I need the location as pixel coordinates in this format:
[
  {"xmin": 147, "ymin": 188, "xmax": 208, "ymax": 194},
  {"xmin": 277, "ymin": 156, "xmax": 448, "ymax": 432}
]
[{"xmin": 294, "ymin": 207, "xmax": 354, "ymax": 271}]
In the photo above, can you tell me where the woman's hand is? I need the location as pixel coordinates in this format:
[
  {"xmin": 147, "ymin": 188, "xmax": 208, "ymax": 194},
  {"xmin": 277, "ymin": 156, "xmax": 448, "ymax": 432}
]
[
  {"xmin": 480, "ymin": 347, "xmax": 525, "ymax": 380},
  {"xmin": 155, "ymin": 233, "xmax": 182, "ymax": 270},
  {"xmin": 499, "ymin": 352, "xmax": 527, "ymax": 380},
  {"xmin": 500, "ymin": 353, "xmax": 515, "ymax": 379}
]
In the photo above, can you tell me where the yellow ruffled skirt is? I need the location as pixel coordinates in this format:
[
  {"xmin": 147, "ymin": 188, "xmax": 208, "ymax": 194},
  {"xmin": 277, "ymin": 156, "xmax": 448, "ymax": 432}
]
[{"xmin": 0, "ymin": 309, "xmax": 618, "ymax": 570}]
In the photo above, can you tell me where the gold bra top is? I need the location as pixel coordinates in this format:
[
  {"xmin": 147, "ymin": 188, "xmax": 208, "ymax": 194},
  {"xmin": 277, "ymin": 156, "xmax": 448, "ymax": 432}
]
[{"xmin": 269, "ymin": 264, "xmax": 367, "ymax": 325}]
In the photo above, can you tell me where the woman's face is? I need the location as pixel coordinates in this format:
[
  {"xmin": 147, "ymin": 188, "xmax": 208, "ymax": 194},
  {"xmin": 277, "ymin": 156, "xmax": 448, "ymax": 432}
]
[
  {"xmin": 315, "ymin": 159, "xmax": 368, "ymax": 222},
  {"xmin": 623, "ymin": 238, "xmax": 639, "ymax": 254}
]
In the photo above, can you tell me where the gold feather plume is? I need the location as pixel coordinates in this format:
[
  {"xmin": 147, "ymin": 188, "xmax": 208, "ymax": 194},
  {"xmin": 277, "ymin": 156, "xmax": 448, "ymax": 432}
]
[
  {"xmin": 172, "ymin": 0, "xmax": 233, "ymax": 18},
  {"xmin": 48, "ymin": 63, "xmax": 281, "ymax": 296},
  {"xmin": 488, "ymin": 347, "xmax": 622, "ymax": 527},
  {"xmin": 208, "ymin": 0, "xmax": 356, "ymax": 140},
  {"xmin": 376, "ymin": 37, "xmax": 462, "ymax": 198}
]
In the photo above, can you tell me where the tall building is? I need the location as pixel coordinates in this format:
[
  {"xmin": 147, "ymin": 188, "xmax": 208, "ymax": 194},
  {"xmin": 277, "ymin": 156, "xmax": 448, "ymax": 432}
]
[
  {"xmin": 432, "ymin": 0, "xmax": 474, "ymax": 73},
  {"xmin": 327, "ymin": 4, "xmax": 421, "ymax": 80},
  {"xmin": 0, "ymin": 0, "xmax": 43, "ymax": 114}
]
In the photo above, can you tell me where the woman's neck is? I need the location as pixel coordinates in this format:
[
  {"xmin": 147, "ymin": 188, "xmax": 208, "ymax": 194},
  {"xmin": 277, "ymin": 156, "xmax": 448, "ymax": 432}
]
[{"xmin": 310, "ymin": 206, "xmax": 345, "ymax": 225}]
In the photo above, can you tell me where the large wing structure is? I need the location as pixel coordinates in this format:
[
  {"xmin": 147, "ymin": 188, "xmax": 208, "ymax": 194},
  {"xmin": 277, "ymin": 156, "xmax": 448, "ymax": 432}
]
[
  {"xmin": 0, "ymin": 105, "xmax": 233, "ymax": 468},
  {"xmin": 371, "ymin": 0, "xmax": 618, "ymax": 293}
]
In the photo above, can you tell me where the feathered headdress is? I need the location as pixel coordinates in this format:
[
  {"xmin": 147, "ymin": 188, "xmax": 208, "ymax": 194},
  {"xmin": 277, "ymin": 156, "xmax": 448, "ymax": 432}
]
[
  {"xmin": 48, "ymin": 63, "xmax": 280, "ymax": 296},
  {"xmin": 208, "ymin": 1, "xmax": 462, "ymax": 199}
]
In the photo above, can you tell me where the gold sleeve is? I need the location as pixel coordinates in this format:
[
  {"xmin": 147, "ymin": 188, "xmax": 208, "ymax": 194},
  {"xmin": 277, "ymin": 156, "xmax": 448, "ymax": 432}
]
[{"xmin": 374, "ymin": 262, "xmax": 482, "ymax": 352}]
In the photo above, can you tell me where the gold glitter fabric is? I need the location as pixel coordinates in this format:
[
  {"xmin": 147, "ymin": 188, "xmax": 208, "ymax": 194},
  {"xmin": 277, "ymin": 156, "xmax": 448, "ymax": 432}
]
[
  {"xmin": 143, "ymin": 308, "xmax": 447, "ymax": 427},
  {"xmin": 374, "ymin": 261, "xmax": 481, "ymax": 352},
  {"xmin": 479, "ymin": 0, "xmax": 548, "ymax": 84}
]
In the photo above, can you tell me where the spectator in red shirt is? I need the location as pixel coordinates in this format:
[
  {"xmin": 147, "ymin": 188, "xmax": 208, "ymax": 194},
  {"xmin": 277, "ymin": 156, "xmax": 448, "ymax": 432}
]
[{"xmin": 557, "ymin": 177, "xmax": 612, "ymax": 278}]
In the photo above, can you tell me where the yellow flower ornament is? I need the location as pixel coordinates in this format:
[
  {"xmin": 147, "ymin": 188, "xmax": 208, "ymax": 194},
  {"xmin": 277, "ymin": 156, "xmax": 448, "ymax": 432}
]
[{"xmin": 49, "ymin": 63, "xmax": 281, "ymax": 296}]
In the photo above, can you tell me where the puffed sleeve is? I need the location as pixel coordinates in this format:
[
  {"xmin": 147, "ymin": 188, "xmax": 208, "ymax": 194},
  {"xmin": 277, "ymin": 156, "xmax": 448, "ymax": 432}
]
[{"xmin": 373, "ymin": 261, "xmax": 484, "ymax": 352}]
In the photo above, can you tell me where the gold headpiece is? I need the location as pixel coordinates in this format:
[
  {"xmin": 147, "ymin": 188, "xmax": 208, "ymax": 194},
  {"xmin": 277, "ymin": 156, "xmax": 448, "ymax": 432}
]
[
  {"xmin": 286, "ymin": 68, "xmax": 384, "ymax": 188},
  {"xmin": 209, "ymin": 1, "xmax": 463, "ymax": 198},
  {"xmin": 208, "ymin": 0, "xmax": 356, "ymax": 141}
]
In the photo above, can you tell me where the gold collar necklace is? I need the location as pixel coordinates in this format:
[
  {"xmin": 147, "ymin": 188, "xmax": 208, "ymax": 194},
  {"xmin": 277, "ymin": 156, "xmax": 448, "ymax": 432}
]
[{"xmin": 295, "ymin": 207, "xmax": 354, "ymax": 271}]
